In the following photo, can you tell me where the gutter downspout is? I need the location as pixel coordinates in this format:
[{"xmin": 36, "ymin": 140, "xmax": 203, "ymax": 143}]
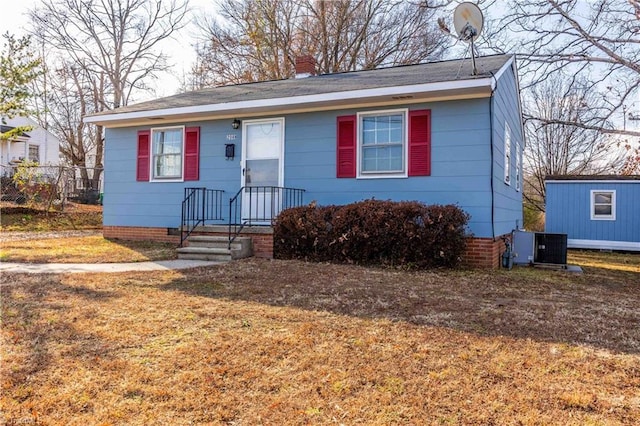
[{"xmin": 489, "ymin": 72, "xmax": 498, "ymax": 241}]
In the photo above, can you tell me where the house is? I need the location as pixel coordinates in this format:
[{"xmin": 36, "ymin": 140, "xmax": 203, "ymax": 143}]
[
  {"xmin": 84, "ymin": 54, "xmax": 525, "ymax": 267},
  {"xmin": 0, "ymin": 116, "xmax": 60, "ymax": 169},
  {"xmin": 545, "ymin": 175, "xmax": 640, "ymax": 252}
]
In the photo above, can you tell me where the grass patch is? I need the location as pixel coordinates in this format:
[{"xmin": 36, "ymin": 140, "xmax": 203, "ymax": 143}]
[
  {"xmin": 569, "ymin": 249, "xmax": 640, "ymax": 273},
  {"xmin": 0, "ymin": 236, "xmax": 177, "ymax": 263},
  {"xmin": 0, "ymin": 203, "xmax": 102, "ymax": 231},
  {"xmin": 1, "ymin": 256, "xmax": 638, "ymax": 424}
]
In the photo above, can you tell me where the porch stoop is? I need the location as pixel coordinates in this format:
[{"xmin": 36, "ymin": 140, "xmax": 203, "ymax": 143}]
[{"xmin": 177, "ymin": 236, "xmax": 253, "ymax": 262}]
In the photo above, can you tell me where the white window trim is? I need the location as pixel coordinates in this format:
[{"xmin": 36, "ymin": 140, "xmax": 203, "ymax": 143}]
[
  {"xmin": 356, "ymin": 108, "xmax": 408, "ymax": 179},
  {"xmin": 590, "ymin": 189, "xmax": 616, "ymax": 221},
  {"xmin": 150, "ymin": 125, "xmax": 185, "ymax": 183},
  {"xmin": 504, "ymin": 122, "xmax": 511, "ymax": 185}
]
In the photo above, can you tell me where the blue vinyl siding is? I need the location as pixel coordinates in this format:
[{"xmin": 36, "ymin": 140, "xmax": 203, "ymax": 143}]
[
  {"xmin": 103, "ymin": 65, "xmax": 524, "ymax": 239},
  {"xmin": 104, "ymin": 100, "xmax": 495, "ymax": 236},
  {"xmin": 546, "ymin": 181, "xmax": 640, "ymax": 243},
  {"xmin": 104, "ymin": 122, "xmax": 242, "ymax": 228},
  {"xmin": 285, "ymin": 100, "xmax": 496, "ymax": 237},
  {"xmin": 491, "ymin": 63, "xmax": 524, "ymax": 236}
]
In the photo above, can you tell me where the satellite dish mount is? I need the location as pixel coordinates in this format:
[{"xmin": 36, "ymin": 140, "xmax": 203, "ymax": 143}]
[{"xmin": 453, "ymin": 2, "xmax": 484, "ymax": 75}]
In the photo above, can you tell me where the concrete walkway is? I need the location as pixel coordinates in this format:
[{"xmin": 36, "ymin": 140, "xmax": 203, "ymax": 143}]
[{"xmin": 0, "ymin": 259, "xmax": 222, "ymax": 274}]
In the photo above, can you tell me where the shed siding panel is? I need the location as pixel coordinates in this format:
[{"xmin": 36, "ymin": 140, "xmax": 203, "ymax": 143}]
[{"xmin": 546, "ymin": 181, "xmax": 640, "ymax": 243}]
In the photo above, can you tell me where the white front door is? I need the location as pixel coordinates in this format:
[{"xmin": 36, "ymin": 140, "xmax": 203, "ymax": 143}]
[{"xmin": 241, "ymin": 118, "xmax": 284, "ymax": 222}]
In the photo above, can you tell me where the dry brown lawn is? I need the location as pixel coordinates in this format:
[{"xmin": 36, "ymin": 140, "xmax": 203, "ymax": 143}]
[
  {"xmin": 0, "ymin": 203, "xmax": 102, "ymax": 231},
  {"xmin": 1, "ymin": 251, "xmax": 639, "ymax": 425},
  {"xmin": 0, "ymin": 235, "xmax": 177, "ymax": 263}
]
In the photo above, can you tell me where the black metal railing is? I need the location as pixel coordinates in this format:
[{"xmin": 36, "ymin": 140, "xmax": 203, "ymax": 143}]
[
  {"xmin": 228, "ymin": 186, "xmax": 305, "ymax": 248},
  {"xmin": 180, "ymin": 187, "xmax": 225, "ymax": 246}
]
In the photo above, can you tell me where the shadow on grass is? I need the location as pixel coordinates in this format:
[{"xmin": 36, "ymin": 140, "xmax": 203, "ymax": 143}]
[
  {"xmin": 1, "ymin": 274, "xmax": 120, "ymax": 395},
  {"xmin": 159, "ymin": 257, "xmax": 640, "ymax": 355}
]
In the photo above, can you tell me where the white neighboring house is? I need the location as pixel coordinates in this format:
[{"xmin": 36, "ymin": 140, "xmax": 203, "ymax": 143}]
[{"xmin": 0, "ymin": 116, "xmax": 60, "ymax": 168}]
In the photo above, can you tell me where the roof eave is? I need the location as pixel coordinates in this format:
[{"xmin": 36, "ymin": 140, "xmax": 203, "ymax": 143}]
[{"xmin": 84, "ymin": 77, "xmax": 494, "ymax": 128}]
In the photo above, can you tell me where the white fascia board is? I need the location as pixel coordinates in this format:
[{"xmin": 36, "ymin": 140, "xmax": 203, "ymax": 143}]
[
  {"xmin": 490, "ymin": 55, "xmax": 515, "ymax": 89},
  {"xmin": 568, "ymin": 238, "xmax": 640, "ymax": 252},
  {"xmin": 546, "ymin": 180, "xmax": 640, "ymax": 184},
  {"xmin": 84, "ymin": 78, "xmax": 493, "ymax": 126}
]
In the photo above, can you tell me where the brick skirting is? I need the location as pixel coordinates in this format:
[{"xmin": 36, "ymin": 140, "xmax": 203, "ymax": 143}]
[
  {"xmin": 104, "ymin": 226, "xmax": 505, "ymax": 268},
  {"xmin": 249, "ymin": 234, "xmax": 274, "ymax": 258},
  {"xmin": 462, "ymin": 235, "xmax": 507, "ymax": 268},
  {"xmin": 103, "ymin": 226, "xmax": 273, "ymax": 258},
  {"xmin": 103, "ymin": 226, "xmax": 180, "ymax": 244}
]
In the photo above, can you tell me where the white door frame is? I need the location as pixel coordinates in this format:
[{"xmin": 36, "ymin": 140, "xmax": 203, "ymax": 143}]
[{"xmin": 241, "ymin": 117, "xmax": 285, "ymax": 221}]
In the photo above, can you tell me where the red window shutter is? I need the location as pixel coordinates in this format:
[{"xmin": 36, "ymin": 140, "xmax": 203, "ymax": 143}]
[
  {"xmin": 408, "ymin": 109, "xmax": 431, "ymax": 176},
  {"xmin": 184, "ymin": 126, "xmax": 200, "ymax": 181},
  {"xmin": 336, "ymin": 115, "xmax": 356, "ymax": 178},
  {"xmin": 136, "ymin": 130, "xmax": 150, "ymax": 181}
]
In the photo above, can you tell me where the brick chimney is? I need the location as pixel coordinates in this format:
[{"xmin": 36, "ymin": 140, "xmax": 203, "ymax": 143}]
[{"xmin": 295, "ymin": 55, "xmax": 316, "ymax": 78}]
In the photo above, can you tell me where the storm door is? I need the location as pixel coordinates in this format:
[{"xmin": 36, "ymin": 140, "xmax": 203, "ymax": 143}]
[{"xmin": 241, "ymin": 118, "xmax": 284, "ymax": 222}]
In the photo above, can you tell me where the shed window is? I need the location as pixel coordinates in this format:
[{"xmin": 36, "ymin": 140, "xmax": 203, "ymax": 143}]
[{"xmin": 590, "ymin": 190, "xmax": 616, "ymax": 220}]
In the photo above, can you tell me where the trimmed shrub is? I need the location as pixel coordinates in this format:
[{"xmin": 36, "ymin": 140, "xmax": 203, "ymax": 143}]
[
  {"xmin": 273, "ymin": 202, "xmax": 338, "ymax": 261},
  {"xmin": 274, "ymin": 199, "xmax": 470, "ymax": 268}
]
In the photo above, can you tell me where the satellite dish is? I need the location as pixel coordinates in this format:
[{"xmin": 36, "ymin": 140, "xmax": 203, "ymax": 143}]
[
  {"xmin": 452, "ymin": 2, "xmax": 484, "ymax": 75},
  {"xmin": 453, "ymin": 2, "xmax": 484, "ymax": 42}
]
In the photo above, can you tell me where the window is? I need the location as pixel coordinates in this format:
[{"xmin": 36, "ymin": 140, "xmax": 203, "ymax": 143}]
[
  {"xmin": 515, "ymin": 142, "xmax": 521, "ymax": 191},
  {"xmin": 28, "ymin": 145, "xmax": 40, "ymax": 163},
  {"xmin": 137, "ymin": 126, "xmax": 199, "ymax": 182},
  {"xmin": 359, "ymin": 111, "xmax": 406, "ymax": 176},
  {"xmin": 152, "ymin": 127, "xmax": 184, "ymax": 179},
  {"xmin": 591, "ymin": 190, "xmax": 616, "ymax": 220},
  {"xmin": 336, "ymin": 109, "xmax": 430, "ymax": 179},
  {"xmin": 504, "ymin": 123, "xmax": 511, "ymax": 185}
]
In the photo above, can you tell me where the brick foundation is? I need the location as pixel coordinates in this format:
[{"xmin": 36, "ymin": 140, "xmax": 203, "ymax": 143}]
[
  {"xmin": 462, "ymin": 235, "xmax": 507, "ymax": 269},
  {"xmin": 104, "ymin": 226, "xmax": 504, "ymax": 268},
  {"xmin": 103, "ymin": 226, "xmax": 273, "ymax": 258},
  {"xmin": 249, "ymin": 233, "xmax": 274, "ymax": 258},
  {"xmin": 103, "ymin": 226, "xmax": 180, "ymax": 244}
]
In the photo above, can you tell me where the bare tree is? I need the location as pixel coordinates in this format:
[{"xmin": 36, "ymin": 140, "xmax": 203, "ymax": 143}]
[
  {"xmin": 28, "ymin": 0, "xmax": 188, "ymax": 187},
  {"xmin": 523, "ymin": 76, "xmax": 626, "ymax": 212},
  {"xmin": 39, "ymin": 61, "xmax": 106, "ymax": 189},
  {"xmin": 192, "ymin": 0, "xmax": 448, "ymax": 87},
  {"xmin": 31, "ymin": 0, "xmax": 188, "ymax": 109},
  {"xmin": 496, "ymin": 0, "xmax": 640, "ymax": 139}
]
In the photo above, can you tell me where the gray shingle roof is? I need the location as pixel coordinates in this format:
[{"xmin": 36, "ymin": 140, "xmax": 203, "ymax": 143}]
[
  {"xmin": 0, "ymin": 124, "xmax": 30, "ymax": 138},
  {"xmin": 92, "ymin": 54, "xmax": 513, "ymax": 117}
]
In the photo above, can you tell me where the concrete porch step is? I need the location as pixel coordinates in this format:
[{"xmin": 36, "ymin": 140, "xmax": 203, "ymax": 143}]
[
  {"xmin": 177, "ymin": 246, "xmax": 232, "ymax": 262},
  {"xmin": 179, "ymin": 235, "xmax": 253, "ymax": 261},
  {"xmin": 187, "ymin": 235, "xmax": 250, "ymax": 249}
]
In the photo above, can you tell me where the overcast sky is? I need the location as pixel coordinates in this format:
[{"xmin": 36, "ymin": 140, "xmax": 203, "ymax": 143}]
[
  {"xmin": 1, "ymin": 0, "xmax": 638, "ymax": 125},
  {"xmin": 1, "ymin": 0, "xmax": 209, "ymax": 99}
]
